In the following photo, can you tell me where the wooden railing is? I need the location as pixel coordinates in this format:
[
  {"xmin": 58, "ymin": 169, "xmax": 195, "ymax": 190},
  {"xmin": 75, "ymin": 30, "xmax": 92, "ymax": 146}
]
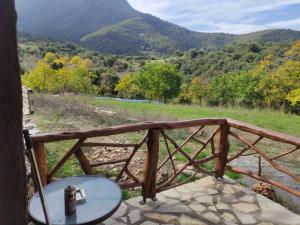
[
  {"xmin": 30, "ymin": 118, "xmax": 300, "ymax": 200},
  {"xmin": 226, "ymin": 119, "xmax": 300, "ymax": 197}
]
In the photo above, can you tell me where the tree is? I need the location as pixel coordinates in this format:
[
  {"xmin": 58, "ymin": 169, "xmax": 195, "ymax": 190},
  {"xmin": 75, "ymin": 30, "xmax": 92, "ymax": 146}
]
[
  {"xmin": 257, "ymin": 60, "xmax": 300, "ymax": 108},
  {"xmin": 103, "ymin": 55, "xmax": 117, "ymax": 67},
  {"xmin": 98, "ymin": 72, "xmax": 120, "ymax": 96},
  {"xmin": 189, "ymin": 76, "xmax": 208, "ymax": 104},
  {"xmin": 115, "ymin": 73, "xmax": 140, "ymax": 99},
  {"xmin": 0, "ymin": 0, "xmax": 27, "ymax": 223},
  {"xmin": 208, "ymin": 73, "xmax": 237, "ymax": 105},
  {"xmin": 177, "ymin": 83, "xmax": 192, "ymax": 104},
  {"xmin": 287, "ymin": 89, "xmax": 300, "ymax": 107},
  {"xmin": 22, "ymin": 53, "xmax": 98, "ymax": 94},
  {"xmin": 44, "ymin": 52, "xmax": 56, "ymax": 63},
  {"xmin": 135, "ymin": 61, "xmax": 182, "ymax": 103},
  {"xmin": 286, "ymin": 89, "xmax": 300, "ymax": 113}
]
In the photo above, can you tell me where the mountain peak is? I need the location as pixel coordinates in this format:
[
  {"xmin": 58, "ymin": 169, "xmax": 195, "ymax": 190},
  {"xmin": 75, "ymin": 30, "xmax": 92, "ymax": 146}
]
[
  {"xmin": 16, "ymin": 0, "xmax": 139, "ymax": 41},
  {"xmin": 16, "ymin": 0, "xmax": 300, "ymax": 55}
]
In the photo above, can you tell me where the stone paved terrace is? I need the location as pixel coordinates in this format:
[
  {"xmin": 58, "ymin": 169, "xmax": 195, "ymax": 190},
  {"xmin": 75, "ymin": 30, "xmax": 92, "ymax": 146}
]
[{"xmin": 101, "ymin": 177, "xmax": 300, "ymax": 225}]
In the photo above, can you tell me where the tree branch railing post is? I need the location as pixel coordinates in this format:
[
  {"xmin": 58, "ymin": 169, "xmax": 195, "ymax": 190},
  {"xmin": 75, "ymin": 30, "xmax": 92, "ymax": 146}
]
[
  {"xmin": 142, "ymin": 128, "xmax": 161, "ymax": 203},
  {"xmin": 214, "ymin": 123, "xmax": 230, "ymax": 179},
  {"xmin": 74, "ymin": 148, "xmax": 93, "ymax": 175},
  {"xmin": 32, "ymin": 142, "xmax": 48, "ymax": 186}
]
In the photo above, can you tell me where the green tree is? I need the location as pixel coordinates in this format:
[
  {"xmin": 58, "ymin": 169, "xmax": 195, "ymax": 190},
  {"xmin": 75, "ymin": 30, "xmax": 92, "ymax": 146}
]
[
  {"xmin": 208, "ymin": 73, "xmax": 237, "ymax": 105},
  {"xmin": 189, "ymin": 76, "xmax": 208, "ymax": 104},
  {"xmin": 135, "ymin": 61, "xmax": 182, "ymax": 103}
]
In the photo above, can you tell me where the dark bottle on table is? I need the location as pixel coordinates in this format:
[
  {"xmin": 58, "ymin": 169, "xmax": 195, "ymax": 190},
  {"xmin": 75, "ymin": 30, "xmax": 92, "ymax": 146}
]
[{"xmin": 65, "ymin": 185, "xmax": 76, "ymax": 216}]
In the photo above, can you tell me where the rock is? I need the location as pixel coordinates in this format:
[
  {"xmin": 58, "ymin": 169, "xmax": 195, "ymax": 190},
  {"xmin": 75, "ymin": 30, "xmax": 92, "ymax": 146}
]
[
  {"xmin": 195, "ymin": 195, "xmax": 214, "ymax": 205},
  {"xmin": 112, "ymin": 203, "xmax": 127, "ymax": 217},
  {"xmin": 208, "ymin": 206, "xmax": 217, "ymax": 211},
  {"xmin": 158, "ymin": 169, "xmax": 169, "ymax": 184},
  {"xmin": 128, "ymin": 209, "xmax": 141, "ymax": 224},
  {"xmin": 221, "ymin": 212, "xmax": 237, "ymax": 223},
  {"xmin": 180, "ymin": 215, "xmax": 208, "ymax": 225},
  {"xmin": 102, "ymin": 217, "xmax": 126, "ymax": 225},
  {"xmin": 232, "ymin": 203, "xmax": 259, "ymax": 213},
  {"xmin": 234, "ymin": 210, "xmax": 256, "ymax": 224},
  {"xmin": 144, "ymin": 213, "xmax": 176, "ymax": 222},
  {"xmin": 257, "ymin": 194, "xmax": 300, "ymax": 225},
  {"xmin": 157, "ymin": 200, "xmax": 190, "ymax": 213},
  {"xmin": 206, "ymin": 188, "xmax": 218, "ymax": 195},
  {"xmin": 202, "ymin": 212, "xmax": 220, "ymax": 224},
  {"xmin": 240, "ymin": 195, "xmax": 254, "ymax": 202},
  {"xmin": 188, "ymin": 202, "xmax": 206, "ymax": 212},
  {"xmin": 140, "ymin": 222, "xmax": 159, "ymax": 225},
  {"xmin": 216, "ymin": 203, "xmax": 230, "ymax": 210}
]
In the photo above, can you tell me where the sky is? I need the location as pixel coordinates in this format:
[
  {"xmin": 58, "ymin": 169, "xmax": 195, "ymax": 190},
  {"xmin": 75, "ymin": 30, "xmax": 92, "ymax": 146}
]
[{"xmin": 127, "ymin": 0, "xmax": 300, "ymax": 34}]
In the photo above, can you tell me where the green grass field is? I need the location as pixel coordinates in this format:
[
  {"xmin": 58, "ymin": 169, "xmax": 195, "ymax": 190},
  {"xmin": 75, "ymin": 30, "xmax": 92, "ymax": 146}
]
[{"xmin": 91, "ymin": 97, "xmax": 300, "ymax": 137}]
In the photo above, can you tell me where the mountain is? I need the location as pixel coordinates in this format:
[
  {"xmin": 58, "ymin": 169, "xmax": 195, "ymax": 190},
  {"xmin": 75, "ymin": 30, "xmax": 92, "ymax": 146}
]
[
  {"xmin": 80, "ymin": 14, "xmax": 235, "ymax": 54},
  {"xmin": 16, "ymin": 0, "xmax": 300, "ymax": 55},
  {"xmin": 16, "ymin": 0, "xmax": 140, "ymax": 42},
  {"xmin": 237, "ymin": 29, "xmax": 300, "ymax": 43}
]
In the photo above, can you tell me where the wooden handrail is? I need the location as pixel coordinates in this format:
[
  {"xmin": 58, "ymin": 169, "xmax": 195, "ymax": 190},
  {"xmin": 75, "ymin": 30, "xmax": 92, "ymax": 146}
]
[
  {"xmin": 31, "ymin": 118, "xmax": 227, "ymax": 143},
  {"xmin": 31, "ymin": 118, "xmax": 300, "ymax": 145},
  {"xmin": 227, "ymin": 119, "xmax": 300, "ymax": 146}
]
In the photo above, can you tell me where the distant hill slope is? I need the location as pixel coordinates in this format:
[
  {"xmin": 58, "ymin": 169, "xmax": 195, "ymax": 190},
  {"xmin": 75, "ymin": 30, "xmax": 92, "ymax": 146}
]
[
  {"xmin": 16, "ymin": 0, "xmax": 300, "ymax": 54},
  {"xmin": 237, "ymin": 29, "xmax": 300, "ymax": 43},
  {"xmin": 80, "ymin": 14, "xmax": 235, "ymax": 54},
  {"xmin": 16, "ymin": 0, "xmax": 140, "ymax": 42}
]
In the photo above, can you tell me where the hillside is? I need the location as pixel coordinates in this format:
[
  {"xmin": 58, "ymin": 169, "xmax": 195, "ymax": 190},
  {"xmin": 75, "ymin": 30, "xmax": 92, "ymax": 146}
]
[
  {"xmin": 16, "ymin": 0, "xmax": 300, "ymax": 55},
  {"xmin": 237, "ymin": 29, "xmax": 300, "ymax": 43},
  {"xmin": 16, "ymin": 0, "xmax": 140, "ymax": 42},
  {"xmin": 81, "ymin": 14, "xmax": 235, "ymax": 54}
]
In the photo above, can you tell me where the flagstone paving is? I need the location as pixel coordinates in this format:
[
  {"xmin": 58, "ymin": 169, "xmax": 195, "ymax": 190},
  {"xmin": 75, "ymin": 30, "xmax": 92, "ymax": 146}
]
[{"xmin": 100, "ymin": 176, "xmax": 300, "ymax": 225}]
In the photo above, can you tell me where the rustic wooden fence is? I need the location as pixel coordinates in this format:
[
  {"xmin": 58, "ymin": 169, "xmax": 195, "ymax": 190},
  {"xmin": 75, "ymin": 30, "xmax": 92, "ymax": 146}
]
[{"xmin": 30, "ymin": 118, "xmax": 300, "ymax": 200}]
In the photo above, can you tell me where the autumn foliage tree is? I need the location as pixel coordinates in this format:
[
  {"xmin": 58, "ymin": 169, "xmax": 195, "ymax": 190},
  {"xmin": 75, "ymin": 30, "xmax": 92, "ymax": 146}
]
[
  {"xmin": 115, "ymin": 73, "xmax": 140, "ymax": 99},
  {"xmin": 22, "ymin": 53, "xmax": 98, "ymax": 94}
]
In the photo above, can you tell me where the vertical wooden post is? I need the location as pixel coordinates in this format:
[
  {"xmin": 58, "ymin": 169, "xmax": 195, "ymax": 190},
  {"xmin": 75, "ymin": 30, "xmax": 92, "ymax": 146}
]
[
  {"xmin": 258, "ymin": 156, "xmax": 262, "ymax": 177},
  {"xmin": 215, "ymin": 123, "xmax": 230, "ymax": 179},
  {"xmin": 143, "ymin": 129, "xmax": 160, "ymax": 201},
  {"xmin": 75, "ymin": 148, "xmax": 93, "ymax": 175},
  {"xmin": 33, "ymin": 142, "xmax": 48, "ymax": 186},
  {"xmin": 0, "ymin": 0, "xmax": 27, "ymax": 223}
]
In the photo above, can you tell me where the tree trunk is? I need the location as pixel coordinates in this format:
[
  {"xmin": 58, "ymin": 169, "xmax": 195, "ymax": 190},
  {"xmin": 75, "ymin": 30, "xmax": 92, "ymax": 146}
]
[{"xmin": 0, "ymin": 0, "xmax": 27, "ymax": 224}]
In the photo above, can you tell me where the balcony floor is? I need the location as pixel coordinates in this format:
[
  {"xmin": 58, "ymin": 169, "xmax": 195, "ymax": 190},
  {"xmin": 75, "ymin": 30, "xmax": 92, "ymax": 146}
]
[{"xmin": 101, "ymin": 176, "xmax": 300, "ymax": 225}]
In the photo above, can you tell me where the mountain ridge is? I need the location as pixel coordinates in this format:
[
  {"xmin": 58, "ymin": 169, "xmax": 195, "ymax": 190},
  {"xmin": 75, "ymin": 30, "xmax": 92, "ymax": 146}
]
[{"xmin": 16, "ymin": 0, "xmax": 300, "ymax": 54}]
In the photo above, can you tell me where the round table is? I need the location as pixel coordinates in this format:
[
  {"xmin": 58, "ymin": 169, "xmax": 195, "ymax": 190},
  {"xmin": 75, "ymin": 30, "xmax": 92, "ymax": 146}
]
[{"xmin": 28, "ymin": 176, "xmax": 122, "ymax": 225}]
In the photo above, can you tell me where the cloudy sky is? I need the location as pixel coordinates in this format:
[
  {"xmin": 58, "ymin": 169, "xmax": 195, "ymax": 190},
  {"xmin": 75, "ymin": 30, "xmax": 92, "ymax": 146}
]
[{"xmin": 127, "ymin": 0, "xmax": 300, "ymax": 34}]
